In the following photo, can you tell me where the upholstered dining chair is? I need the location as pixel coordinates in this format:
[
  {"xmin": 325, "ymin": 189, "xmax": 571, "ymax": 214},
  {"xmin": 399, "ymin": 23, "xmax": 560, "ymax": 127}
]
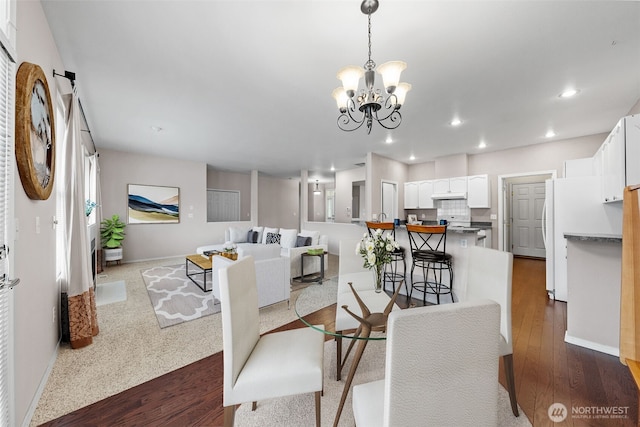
[
  {"xmin": 352, "ymin": 299, "xmax": 501, "ymax": 426},
  {"xmin": 218, "ymin": 256, "xmax": 325, "ymax": 427},
  {"xmin": 462, "ymin": 245, "xmax": 519, "ymax": 417}
]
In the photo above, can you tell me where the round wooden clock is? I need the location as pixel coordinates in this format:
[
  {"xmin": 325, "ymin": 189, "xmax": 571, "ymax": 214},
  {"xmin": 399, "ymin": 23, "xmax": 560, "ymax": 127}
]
[{"xmin": 15, "ymin": 62, "xmax": 56, "ymax": 200}]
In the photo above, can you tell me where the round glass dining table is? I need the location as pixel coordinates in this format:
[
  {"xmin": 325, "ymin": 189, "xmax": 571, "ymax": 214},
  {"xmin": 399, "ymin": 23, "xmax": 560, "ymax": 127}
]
[{"xmin": 294, "ymin": 275, "xmax": 402, "ymax": 427}]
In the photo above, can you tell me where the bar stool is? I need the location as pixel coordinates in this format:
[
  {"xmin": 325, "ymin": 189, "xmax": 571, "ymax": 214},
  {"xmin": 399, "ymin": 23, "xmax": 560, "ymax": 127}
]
[
  {"xmin": 406, "ymin": 224, "xmax": 454, "ymax": 304},
  {"xmin": 365, "ymin": 221, "xmax": 408, "ymax": 296}
]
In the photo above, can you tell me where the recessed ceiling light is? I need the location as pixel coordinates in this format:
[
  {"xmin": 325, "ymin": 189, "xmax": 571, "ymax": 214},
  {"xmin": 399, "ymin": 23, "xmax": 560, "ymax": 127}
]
[
  {"xmin": 545, "ymin": 130, "xmax": 556, "ymax": 138},
  {"xmin": 559, "ymin": 89, "xmax": 579, "ymax": 98},
  {"xmin": 478, "ymin": 141, "xmax": 487, "ymax": 149},
  {"xmin": 330, "ymin": 166, "xmax": 335, "ymax": 172},
  {"xmin": 151, "ymin": 126, "xmax": 163, "ymax": 132},
  {"xmin": 385, "ymin": 136, "xmax": 393, "ymax": 144},
  {"xmin": 450, "ymin": 118, "xmax": 462, "ymax": 126},
  {"xmin": 409, "ymin": 154, "xmax": 416, "ymax": 161}
]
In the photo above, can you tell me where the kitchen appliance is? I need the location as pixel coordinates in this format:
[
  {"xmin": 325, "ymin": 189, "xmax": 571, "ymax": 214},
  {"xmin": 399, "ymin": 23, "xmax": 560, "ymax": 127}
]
[{"xmin": 542, "ymin": 176, "xmax": 622, "ymax": 301}]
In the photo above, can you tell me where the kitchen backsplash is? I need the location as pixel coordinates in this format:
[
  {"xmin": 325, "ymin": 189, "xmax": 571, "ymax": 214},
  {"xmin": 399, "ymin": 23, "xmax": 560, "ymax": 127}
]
[{"xmin": 437, "ymin": 199, "xmax": 471, "ymax": 221}]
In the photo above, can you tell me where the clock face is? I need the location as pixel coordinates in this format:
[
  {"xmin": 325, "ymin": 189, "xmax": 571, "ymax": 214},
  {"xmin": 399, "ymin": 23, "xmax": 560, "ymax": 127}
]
[{"xmin": 16, "ymin": 62, "xmax": 56, "ymax": 200}]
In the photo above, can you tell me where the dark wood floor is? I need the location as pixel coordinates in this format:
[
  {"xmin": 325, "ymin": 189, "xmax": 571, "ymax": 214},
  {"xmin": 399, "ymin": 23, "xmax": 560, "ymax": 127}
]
[{"xmin": 39, "ymin": 257, "xmax": 637, "ymax": 427}]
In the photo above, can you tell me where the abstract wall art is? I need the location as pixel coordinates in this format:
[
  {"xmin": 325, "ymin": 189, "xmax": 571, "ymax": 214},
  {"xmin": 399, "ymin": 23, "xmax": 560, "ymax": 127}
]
[{"xmin": 127, "ymin": 184, "xmax": 180, "ymax": 224}]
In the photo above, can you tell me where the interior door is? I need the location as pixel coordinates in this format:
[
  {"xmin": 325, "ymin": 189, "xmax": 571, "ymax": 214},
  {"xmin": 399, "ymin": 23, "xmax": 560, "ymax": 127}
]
[
  {"xmin": 381, "ymin": 181, "xmax": 397, "ymax": 221},
  {"xmin": 511, "ymin": 182, "xmax": 546, "ymax": 257}
]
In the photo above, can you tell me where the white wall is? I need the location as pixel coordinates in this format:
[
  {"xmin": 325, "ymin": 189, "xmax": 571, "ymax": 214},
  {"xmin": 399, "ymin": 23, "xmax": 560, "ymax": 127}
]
[
  {"xmin": 368, "ymin": 153, "xmax": 409, "ymax": 221},
  {"xmin": 13, "ymin": 2, "xmax": 72, "ymax": 425},
  {"xmin": 257, "ymin": 174, "xmax": 299, "ymax": 230},
  {"xmin": 99, "ymin": 148, "xmax": 238, "ymax": 261}
]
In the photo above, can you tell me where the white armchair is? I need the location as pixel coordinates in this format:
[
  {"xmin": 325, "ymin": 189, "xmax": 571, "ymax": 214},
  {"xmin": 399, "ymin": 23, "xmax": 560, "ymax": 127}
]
[
  {"xmin": 352, "ymin": 299, "xmax": 501, "ymax": 426},
  {"xmin": 218, "ymin": 256, "xmax": 325, "ymax": 427}
]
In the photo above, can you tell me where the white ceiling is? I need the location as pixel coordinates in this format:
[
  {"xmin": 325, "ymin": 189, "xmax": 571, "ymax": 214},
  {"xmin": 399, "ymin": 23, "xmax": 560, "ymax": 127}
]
[{"xmin": 41, "ymin": 1, "xmax": 640, "ymax": 181}]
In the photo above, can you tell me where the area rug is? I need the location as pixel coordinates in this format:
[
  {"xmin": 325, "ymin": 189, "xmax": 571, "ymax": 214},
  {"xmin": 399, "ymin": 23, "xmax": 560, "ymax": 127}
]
[
  {"xmin": 141, "ymin": 264, "xmax": 220, "ymax": 328},
  {"xmin": 95, "ymin": 280, "xmax": 127, "ymax": 306},
  {"xmin": 235, "ymin": 339, "xmax": 531, "ymax": 427}
]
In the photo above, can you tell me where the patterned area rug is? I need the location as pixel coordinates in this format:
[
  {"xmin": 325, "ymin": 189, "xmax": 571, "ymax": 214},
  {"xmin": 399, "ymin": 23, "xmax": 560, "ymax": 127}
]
[{"xmin": 141, "ymin": 264, "xmax": 220, "ymax": 328}]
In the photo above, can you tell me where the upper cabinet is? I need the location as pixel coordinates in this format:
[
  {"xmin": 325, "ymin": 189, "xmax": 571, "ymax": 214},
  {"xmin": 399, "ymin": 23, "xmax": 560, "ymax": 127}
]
[
  {"xmin": 418, "ymin": 180, "xmax": 435, "ymax": 209},
  {"xmin": 404, "ymin": 181, "xmax": 419, "ymax": 209},
  {"xmin": 432, "ymin": 176, "xmax": 467, "ymax": 196},
  {"xmin": 600, "ymin": 114, "xmax": 640, "ymax": 203},
  {"xmin": 467, "ymin": 174, "xmax": 490, "ymax": 208},
  {"xmin": 404, "ymin": 180, "xmax": 435, "ymax": 209}
]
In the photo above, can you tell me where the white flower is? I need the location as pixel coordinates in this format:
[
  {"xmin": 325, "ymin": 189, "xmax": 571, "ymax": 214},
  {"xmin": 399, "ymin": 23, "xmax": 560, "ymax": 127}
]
[{"xmin": 367, "ymin": 253, "xmax": 376, "ymax": 265}]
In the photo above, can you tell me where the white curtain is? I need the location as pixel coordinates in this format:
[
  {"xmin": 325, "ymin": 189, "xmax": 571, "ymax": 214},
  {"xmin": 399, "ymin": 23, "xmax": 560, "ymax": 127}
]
[{"xmin": 59, "ymin": 90, "xmax": 98, "ymax": 349}]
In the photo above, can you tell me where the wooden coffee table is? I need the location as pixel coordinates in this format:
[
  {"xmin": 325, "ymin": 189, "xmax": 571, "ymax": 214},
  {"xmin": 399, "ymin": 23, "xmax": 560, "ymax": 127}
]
[{"xmin": 185, "ymin": 254, "xmax": 212, "ymax": 292}]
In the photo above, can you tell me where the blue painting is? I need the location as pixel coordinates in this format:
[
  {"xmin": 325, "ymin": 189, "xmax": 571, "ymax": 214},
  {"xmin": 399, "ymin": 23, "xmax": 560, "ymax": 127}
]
[{"xmin": 127, "ymin": 184, "xmax": 180, "ymax": 224}]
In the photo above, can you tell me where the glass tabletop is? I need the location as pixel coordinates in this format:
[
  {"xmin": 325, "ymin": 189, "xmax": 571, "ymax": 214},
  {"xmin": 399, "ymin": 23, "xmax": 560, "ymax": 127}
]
[{"xmin": 294, "ymin": 274, "xmax": 395, "ymax": 340}]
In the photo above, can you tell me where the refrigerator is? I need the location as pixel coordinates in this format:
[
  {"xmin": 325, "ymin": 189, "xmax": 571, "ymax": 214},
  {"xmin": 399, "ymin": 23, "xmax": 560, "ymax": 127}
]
[{"xmin": 543, "ymin": 176, "xmax": 622, "ymax": 301}]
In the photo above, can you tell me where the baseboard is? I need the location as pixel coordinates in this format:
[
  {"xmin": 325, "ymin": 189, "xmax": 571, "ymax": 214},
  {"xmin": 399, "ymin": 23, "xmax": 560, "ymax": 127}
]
[
  {"xmin": 564, "ymin": 332, "xmax": 619, "ymax": 357},
  {"xmin": 22, "ymin": 340, "xmax": 60, "ymax": 427}
]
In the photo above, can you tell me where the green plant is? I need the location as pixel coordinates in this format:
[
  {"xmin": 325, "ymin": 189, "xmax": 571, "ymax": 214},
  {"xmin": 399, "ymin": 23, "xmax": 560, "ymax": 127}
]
[{"xmin": 100, "ymin": 214, "xmax": 126, "ymax": 248}]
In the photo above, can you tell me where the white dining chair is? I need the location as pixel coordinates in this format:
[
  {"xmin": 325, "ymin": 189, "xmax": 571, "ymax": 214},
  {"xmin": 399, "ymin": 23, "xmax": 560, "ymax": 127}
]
[
  {"xmin": 352, "ymin": 299, "xmax": 501, "ymax": 426},
  {"xmin": 218, "ymin": 256, "xmax": 325, "ymax": 427},
  {"xmin": 462, "ymin": 245, "xmax": 519, "ymax": 417}
]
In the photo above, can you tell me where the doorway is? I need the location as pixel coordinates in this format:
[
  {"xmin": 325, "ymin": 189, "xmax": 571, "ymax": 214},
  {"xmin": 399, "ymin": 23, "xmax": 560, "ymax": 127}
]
[
  {"xmin": 511, "ymin": 182, "xmax": 546, "ymax": 257},
  {"xmin": 498, "ymin": 170, "xmax": 556, "ymax": 253},
  {"xmin": 381, "ymin": 180, "xmax": 398, "ymax": 221}
]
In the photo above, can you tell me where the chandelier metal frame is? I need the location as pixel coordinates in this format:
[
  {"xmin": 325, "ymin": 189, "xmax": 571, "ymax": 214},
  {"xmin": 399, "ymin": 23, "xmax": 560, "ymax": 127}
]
[{"xmin": 333, "ymin": 0, "xmax": 410, "ymax": 134}]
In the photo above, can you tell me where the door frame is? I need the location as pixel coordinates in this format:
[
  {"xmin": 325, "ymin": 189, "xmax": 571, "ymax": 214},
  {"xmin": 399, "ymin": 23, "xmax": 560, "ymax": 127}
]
[
  {"xmin": 498, "ymin": 170, "xmax": 556, "ymax": 251},
  {"xmin": 380, "ymin": 179, "xmax": 398, "ymax": 221}
]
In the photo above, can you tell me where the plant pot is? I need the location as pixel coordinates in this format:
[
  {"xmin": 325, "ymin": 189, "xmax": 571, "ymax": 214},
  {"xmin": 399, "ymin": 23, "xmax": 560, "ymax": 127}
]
[{"xmin": 104, "ymin": 247, "xmax": 123, "ymax": 262}]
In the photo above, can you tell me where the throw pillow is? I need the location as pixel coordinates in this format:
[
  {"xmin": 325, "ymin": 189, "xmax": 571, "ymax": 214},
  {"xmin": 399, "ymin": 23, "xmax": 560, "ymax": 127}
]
[
  {"xmin": 262, "ymin": 227, "xmax": 279, "ymax": 244},
  {"xmin": 265, "ymin": 232, "xmax": 281, "ymax": 244},
  {"xmin": 229, "ymin": 226, "xmax": 248, "ymax": 243},
  {"xmin": 279, "ymin": 228, "xmax": 298, "ymax": 249},
  {"xmin": 246, "ymin": 230, "xmax": 259, "ymax": 243},
  {"xmin": 252, "ymin": 226, "xmax": 264, "ymax": 244},
  {"xmin": 299, "ymin": 229, "xmax": 321, "ymax": 246},
  {"xmin": 296, "ymin": 235, "xmax": 312, "ymax": 247}
]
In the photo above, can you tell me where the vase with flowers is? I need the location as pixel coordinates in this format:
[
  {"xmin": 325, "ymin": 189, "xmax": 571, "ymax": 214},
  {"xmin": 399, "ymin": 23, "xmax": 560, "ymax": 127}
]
[{"xmin": 356, "ymin": 228, "xmax": 399, "ymax": 293}]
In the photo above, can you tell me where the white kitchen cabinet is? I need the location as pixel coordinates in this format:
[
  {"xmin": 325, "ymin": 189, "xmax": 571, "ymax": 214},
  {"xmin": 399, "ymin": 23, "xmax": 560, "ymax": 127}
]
[
  {"xmin": 449, "ymin": 176, "xmax": 468, "ymax": 193},
  {"xmin": 433, "ymin": 176, "xmax": 467, "ymax": 195},
  {"xmin": 418, "ymin": 180, "xmax": 435, "ymax": 209},
  {"xmin": 601, "ymin": 115, "xmax": 640, "ymax": 203},
  {"xmin": 404, "ymin": 181, "xmax": 419, "ymax": 208},
  {"xmin": 467, "ymin": 174, "xmax": 490, "ymax": 208}
]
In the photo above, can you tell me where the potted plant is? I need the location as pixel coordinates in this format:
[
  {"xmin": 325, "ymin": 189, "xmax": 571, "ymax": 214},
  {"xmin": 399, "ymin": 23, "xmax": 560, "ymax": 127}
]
[{"xmin": 100, "ymin": 214, "xmax": 126, "ymax": 264}]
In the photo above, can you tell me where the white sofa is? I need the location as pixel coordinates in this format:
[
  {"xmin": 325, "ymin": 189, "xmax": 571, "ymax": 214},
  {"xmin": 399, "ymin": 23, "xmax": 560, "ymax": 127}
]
[
  {"xmin": 198, "ymin": 226, "xmax": 329, "ymax": 280},
  {"xmin": 196, "ymin": 243, "xmax": 290, "ymax": 309}
]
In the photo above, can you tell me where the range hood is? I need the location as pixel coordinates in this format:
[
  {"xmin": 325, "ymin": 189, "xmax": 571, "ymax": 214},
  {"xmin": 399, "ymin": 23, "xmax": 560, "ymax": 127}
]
[{"xmin": 431, "ymin": 192, "xmax": 467, "ymax": 200}]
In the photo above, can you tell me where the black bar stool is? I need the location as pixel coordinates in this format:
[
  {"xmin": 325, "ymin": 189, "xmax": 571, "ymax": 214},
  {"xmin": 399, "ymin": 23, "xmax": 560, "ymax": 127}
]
[
  {"xmin": 406, "ymin": 224, "xmax": 454, "ymax": 304},
  {"xmin": 365, "ymin": 221, "xmax": 408, "ymax": 296}
]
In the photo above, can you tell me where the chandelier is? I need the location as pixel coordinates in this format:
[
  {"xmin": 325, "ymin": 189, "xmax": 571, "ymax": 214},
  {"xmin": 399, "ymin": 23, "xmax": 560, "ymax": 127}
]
[{"xmin": 332, "ymin": 0, "xmax": 411, "ymax": 134}]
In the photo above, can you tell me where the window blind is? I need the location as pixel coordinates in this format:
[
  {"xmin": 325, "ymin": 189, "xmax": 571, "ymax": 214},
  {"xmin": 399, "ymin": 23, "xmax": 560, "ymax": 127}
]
[{"xmin": 0, "ymin": 30, "xmax": 15, "ymax": 427}]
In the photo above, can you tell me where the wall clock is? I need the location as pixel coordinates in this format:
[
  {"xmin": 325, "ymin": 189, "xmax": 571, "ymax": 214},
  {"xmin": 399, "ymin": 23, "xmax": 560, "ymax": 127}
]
[{"xmin": 15, "ymin": 62, "xmax": 56, "ymax": 200}]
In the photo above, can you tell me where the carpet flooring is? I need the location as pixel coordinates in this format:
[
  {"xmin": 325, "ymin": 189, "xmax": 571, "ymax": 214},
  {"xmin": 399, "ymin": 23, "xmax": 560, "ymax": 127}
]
[
  {"xmin": 141, "ymin": 264, "xmax": 220, "ymax": 328},
  {"xmin": 235, "ymin": 339, "xmax": 531, "ymax": 427},
  {"xmin": 30, "ymin": 255, "xmax": 339, "ymax": 427}
]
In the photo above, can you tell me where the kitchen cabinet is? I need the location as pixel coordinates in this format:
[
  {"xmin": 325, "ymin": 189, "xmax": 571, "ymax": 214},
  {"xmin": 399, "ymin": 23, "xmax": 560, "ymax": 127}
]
[
  {"xmin": 467, "ymin": 174, "xmax": 490, "ymax": 208},
  {"xmin": 600, "ymin": 114, "xmax": 640, "ymax": 203},
  {"xmin": 404, "ymin": 181, "xmax": 419, "ymax": 208},
  {"xmin": 417, "ymin": 180, "xmax": 435, "ymax": 209},
  {"xmin": 404, "ymin": 180, "xmax": 435, "ymax": 209},
  {"xmin": 433, "ymin": 176, "xmax": 467, "ymax": 195}
]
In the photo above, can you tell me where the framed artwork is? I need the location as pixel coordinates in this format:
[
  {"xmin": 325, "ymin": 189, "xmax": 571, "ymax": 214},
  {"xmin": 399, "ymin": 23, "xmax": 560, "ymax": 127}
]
[
  {"xmin": 127, "ymin": 184, "xmax": 180, "ymax": 224},
  {"xmin": 407, "ymin": 214, "xmax": 418, "ymax": 224},
  {"xmin": 15, "ymin": 62, "xmax": 56, "ymax": 200}
]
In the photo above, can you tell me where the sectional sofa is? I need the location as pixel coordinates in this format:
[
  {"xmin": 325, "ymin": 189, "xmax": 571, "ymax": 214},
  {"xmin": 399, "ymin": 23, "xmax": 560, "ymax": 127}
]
[{"xmin": 197, "ymin": 225, "xmax": 329, "ymax": 280}]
